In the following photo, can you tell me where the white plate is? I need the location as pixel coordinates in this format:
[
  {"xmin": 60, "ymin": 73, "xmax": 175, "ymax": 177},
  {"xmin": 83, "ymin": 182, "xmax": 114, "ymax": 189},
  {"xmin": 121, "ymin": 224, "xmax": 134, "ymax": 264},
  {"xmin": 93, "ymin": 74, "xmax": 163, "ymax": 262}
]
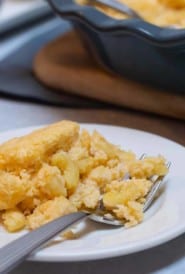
[{"xmin": 0, "ymin": 123, "xmax": 185, "ymax": 262}]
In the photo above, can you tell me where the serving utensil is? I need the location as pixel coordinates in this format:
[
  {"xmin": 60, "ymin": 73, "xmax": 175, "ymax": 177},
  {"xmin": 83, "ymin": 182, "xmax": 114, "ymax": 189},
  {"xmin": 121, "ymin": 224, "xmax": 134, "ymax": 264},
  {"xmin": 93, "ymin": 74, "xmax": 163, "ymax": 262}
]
[
  {"xmin": 0, "ymin": 159, "xmax": 170, "ymax": 273},
  {"xmin": 88, "ymin": 0, "xmax": 179, "ymax": 28},
  {"xmin": 88, "ymin": 0, "xmax": 142, "ymax": 19}
]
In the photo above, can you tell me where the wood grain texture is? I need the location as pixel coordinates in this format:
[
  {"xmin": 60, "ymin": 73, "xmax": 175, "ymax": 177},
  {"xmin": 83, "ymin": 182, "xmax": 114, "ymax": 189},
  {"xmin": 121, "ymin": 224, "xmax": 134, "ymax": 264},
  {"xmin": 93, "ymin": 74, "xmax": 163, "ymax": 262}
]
[{"xmin": 33, "ymin": 31, "xmax": 185, "ymax": 121}]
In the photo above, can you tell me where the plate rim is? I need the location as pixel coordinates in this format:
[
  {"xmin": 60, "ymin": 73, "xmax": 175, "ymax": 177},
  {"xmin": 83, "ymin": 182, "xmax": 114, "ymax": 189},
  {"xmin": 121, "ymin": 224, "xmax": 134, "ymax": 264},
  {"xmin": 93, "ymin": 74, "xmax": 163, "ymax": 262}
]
[
  {"xmin": 0, "ymin": 122, "xmax": 184, "ymax": 150},
  {"xmin": 0, "ymin": 123, "xmax": 185, "ymax": 262}
]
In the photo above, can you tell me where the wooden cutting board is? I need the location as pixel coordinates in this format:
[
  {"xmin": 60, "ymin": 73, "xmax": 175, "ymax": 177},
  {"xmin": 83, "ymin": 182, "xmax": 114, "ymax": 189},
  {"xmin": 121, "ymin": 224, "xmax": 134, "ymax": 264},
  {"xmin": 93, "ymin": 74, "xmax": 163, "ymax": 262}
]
[{"xmin": 33, "ymin": 31, "xmax": 185, "ymax": 120}]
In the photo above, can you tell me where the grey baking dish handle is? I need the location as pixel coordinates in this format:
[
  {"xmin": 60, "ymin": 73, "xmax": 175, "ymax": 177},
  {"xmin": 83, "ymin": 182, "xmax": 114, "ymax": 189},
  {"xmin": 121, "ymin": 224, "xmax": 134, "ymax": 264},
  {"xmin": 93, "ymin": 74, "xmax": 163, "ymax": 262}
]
[{"xmin": 46, "ymin": 0, "xmax": 185, "ymax": 46}]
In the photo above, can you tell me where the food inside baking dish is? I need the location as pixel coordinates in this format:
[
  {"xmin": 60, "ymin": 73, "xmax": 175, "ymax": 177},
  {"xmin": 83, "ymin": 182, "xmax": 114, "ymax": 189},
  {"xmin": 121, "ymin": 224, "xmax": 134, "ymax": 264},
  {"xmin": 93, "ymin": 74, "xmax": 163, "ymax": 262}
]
[
  {"xmin": 76, "ymin": 0, "xmax": 185, "ymax": 28},
  {"xmin": 0, "ymin": 121, "xmax": 168, "ymax": 232}
]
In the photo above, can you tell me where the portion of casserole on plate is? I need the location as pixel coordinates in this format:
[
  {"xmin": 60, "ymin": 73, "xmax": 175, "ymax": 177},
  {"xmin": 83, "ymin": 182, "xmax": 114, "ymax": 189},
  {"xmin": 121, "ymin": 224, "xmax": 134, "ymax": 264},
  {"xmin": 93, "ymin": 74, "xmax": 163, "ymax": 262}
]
[
  {"xmin": 77, "ymin": 0, "xmax": 185, "ymax": 27},
  {"xmin": 0, "ymin": 121, "xmax": 168, "ymax": 232}
]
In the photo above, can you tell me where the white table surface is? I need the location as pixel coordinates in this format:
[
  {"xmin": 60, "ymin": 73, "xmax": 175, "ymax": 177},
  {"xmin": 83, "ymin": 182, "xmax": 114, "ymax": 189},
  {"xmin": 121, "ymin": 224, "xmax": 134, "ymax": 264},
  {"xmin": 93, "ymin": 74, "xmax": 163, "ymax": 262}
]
[{"xmin": 0, "ymin": 17, "xmax": 185, "ymax": 274}]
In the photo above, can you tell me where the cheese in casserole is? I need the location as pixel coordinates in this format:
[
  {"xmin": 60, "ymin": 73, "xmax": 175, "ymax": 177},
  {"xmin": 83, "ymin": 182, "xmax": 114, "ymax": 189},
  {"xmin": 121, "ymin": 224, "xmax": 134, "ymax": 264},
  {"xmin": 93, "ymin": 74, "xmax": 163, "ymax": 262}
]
[{"xmin": 76, "ymin": 0, "xmax": 185, "ymax": 28}]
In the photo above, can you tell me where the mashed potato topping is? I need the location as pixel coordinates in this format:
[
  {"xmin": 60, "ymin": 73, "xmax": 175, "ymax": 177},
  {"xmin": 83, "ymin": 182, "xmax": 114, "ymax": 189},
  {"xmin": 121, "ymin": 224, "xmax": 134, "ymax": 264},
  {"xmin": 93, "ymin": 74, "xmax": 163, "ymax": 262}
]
[
  {"xmin": 76, "ymin": 0, "xmax": 185, "ymax": 27},
  {"xmin": 0, "ymin": 121, "xmax": 168, "ymax": 232}
]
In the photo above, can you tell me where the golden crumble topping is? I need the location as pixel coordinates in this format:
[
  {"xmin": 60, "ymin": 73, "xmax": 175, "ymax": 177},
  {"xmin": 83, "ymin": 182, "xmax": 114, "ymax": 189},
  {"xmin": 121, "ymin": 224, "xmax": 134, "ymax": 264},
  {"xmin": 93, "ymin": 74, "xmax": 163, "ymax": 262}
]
[{"xmin": 0, "ymin": 121, "xmax": 168, "ymax": 232}]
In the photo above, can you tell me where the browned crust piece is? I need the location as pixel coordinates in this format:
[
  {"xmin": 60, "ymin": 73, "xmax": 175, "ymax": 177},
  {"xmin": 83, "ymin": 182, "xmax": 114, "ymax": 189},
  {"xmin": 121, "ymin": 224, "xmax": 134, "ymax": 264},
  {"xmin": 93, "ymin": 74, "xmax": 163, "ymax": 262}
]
[{"xmin": 0, "ymin": 120, "xmax": 79, "ymax": 172}]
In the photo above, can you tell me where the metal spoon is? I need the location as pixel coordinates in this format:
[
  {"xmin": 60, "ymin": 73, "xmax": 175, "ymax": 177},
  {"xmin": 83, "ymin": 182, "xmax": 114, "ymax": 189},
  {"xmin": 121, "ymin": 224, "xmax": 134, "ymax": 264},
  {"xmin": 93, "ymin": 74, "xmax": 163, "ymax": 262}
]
[
  {"xmin": 88, "ymin": 0, "xmax": 142, "ymax": 19},
  {"xmin": 89, "ymin": 0, "xmax": 180, "ymax": 29}
]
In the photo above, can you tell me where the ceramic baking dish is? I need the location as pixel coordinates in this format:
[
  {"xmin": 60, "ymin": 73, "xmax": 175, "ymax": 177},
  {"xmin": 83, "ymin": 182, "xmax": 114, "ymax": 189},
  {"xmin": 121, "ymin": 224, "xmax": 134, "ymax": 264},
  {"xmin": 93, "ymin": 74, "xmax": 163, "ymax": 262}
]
[{"xmin": 47, "ymin": 0, "xmax": 185, "ymax": 94}]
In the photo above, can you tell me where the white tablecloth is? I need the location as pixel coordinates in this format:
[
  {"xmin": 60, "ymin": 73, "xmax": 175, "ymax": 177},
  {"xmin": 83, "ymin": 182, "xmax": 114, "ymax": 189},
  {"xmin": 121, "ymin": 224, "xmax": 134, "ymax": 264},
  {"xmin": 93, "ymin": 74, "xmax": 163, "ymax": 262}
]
[{"xmin": 0, "ymin": 0, "xmax": 45, "ymax": 23}]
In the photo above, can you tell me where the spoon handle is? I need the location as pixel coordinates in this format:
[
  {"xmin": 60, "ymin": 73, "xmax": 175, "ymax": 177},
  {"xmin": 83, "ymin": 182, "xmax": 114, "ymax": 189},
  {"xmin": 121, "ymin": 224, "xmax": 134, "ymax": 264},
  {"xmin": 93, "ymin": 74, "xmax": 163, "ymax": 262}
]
[
  {"xmin": 0, "ymin": 212, "xmax": 87, "ymax": 274},
  {"xmin": 90, "ymin": 0, "xmax": 141, "ymax": 18}
]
